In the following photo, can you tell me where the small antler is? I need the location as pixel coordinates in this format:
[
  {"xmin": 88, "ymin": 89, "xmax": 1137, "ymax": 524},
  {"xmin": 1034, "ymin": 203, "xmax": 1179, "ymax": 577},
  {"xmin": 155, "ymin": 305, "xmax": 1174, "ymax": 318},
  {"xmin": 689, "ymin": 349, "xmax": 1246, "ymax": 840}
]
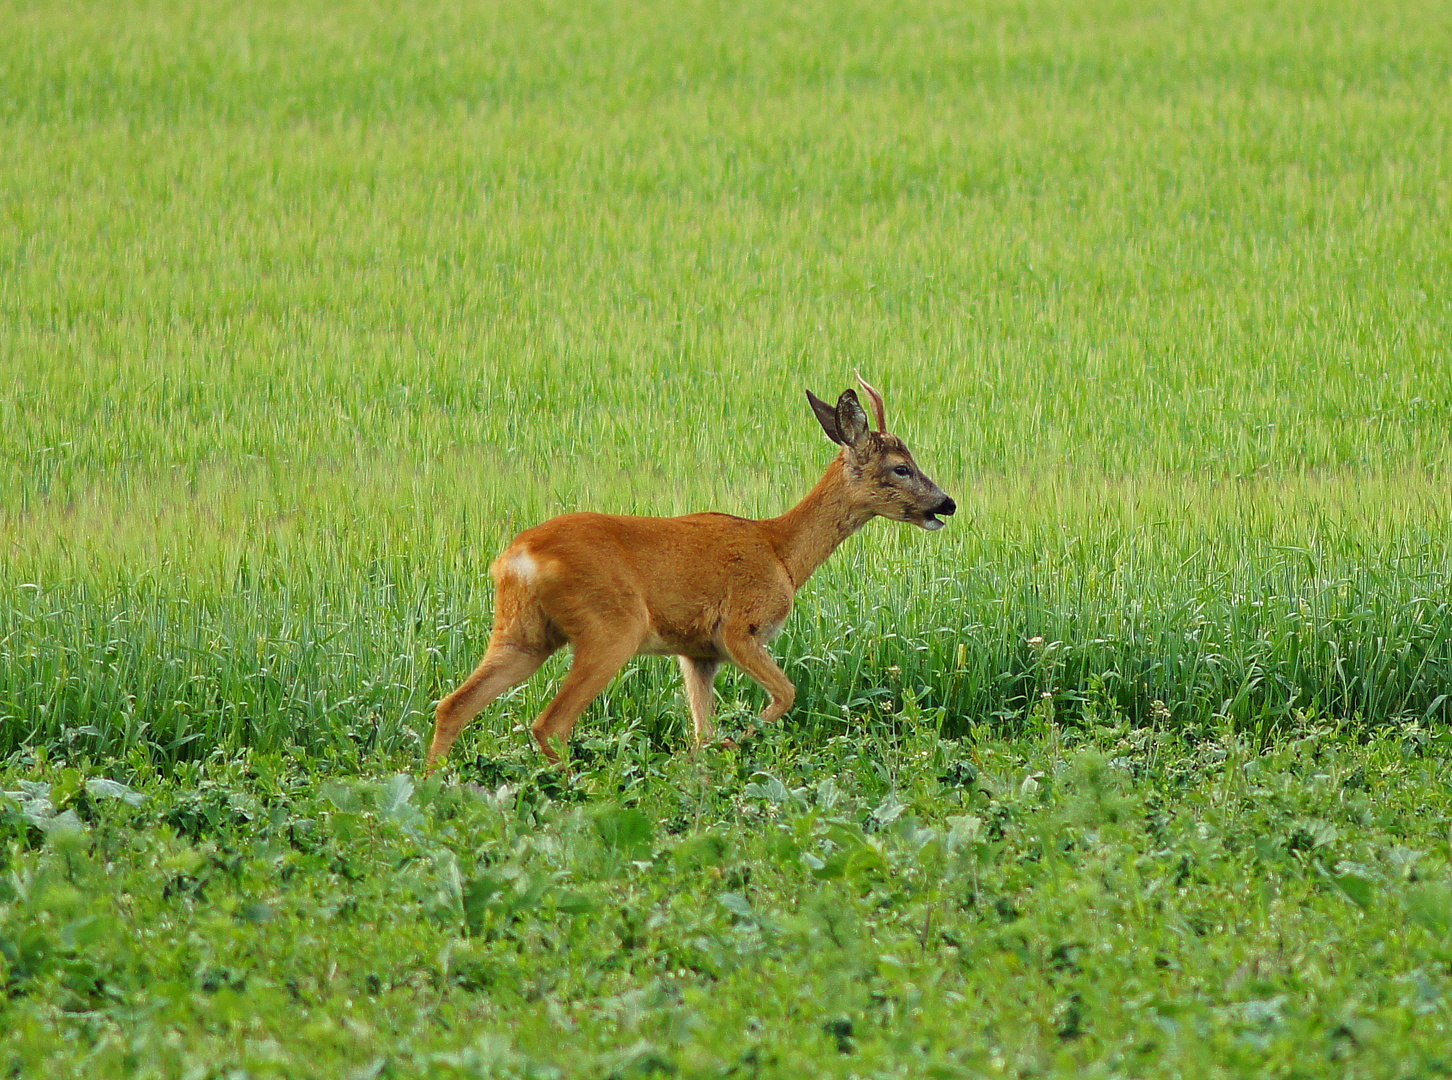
[{"xmin": 854, "ymin": 371, "xmax": 886, "ymax": 432}]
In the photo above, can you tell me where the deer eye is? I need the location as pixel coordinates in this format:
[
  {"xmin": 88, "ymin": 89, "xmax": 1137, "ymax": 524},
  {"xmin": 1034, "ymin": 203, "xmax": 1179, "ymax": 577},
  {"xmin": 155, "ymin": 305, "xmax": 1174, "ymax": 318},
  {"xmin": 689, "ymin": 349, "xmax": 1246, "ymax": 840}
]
[{"xmin": 892, "ymin": 465, "xmax": 912, "ymax": 478}]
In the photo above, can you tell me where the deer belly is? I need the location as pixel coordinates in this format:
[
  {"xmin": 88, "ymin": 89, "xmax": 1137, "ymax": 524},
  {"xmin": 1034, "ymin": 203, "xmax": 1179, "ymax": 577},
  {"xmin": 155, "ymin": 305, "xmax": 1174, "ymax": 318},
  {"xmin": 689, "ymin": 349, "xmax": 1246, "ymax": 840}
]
[
  {"xmin": 639, "ymin": 627, "xmax": 722, "ymax": 658},
  {"xmin": 638, "ymin": 603, "xmax": 730, "ymax": 658}
]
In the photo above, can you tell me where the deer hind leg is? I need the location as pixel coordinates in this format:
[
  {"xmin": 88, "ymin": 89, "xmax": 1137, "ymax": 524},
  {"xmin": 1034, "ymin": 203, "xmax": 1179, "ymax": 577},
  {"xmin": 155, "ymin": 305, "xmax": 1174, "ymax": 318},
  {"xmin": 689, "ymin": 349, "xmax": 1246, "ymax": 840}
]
[
  {"xmin": 529, "ymin": 630, "xmax": 642, "ymax": 763},
  {"xmin": 722, "ymin": 630, "xmax": 796, "ymax": 739},
  {"xmin": 428, "ymin": 640, "xmax": 553, "ymax": 769},
  {"xmin": 678, "ymin": 656, "xmax": 722, "ymax": 750}
]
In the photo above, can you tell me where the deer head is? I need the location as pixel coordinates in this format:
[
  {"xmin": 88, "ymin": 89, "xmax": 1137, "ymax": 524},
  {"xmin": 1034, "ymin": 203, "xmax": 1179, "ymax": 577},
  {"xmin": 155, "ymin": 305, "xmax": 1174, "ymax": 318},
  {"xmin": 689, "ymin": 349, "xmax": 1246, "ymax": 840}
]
[{"xmin": 805, "ymin": 375, "xmax": 956, "ymax": 531}]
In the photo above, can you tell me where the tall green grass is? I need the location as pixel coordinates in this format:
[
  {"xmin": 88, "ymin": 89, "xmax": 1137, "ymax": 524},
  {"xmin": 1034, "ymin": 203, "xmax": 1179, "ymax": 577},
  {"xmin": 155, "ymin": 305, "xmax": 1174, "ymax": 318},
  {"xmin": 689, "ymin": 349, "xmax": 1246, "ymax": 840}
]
[{"xmin": 2, "ymin": 0, "xmax": 1451, "ymax": 761}]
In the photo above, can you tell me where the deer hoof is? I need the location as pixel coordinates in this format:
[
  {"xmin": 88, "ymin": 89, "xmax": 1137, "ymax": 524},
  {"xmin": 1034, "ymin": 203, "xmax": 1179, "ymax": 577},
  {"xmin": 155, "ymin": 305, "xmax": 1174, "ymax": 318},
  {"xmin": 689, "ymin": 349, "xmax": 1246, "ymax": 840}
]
[{"xmin": 718, "ymin": 725, "xmax": 759, "ymax": 750}]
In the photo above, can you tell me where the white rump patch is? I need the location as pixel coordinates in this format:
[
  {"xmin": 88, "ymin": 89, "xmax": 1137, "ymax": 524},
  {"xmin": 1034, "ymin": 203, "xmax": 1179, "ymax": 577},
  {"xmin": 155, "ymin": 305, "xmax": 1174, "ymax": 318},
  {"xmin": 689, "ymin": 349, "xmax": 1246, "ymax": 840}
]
[{"xmin": 503, "ymin": 549, "xmax": 540, "ymax": 583}]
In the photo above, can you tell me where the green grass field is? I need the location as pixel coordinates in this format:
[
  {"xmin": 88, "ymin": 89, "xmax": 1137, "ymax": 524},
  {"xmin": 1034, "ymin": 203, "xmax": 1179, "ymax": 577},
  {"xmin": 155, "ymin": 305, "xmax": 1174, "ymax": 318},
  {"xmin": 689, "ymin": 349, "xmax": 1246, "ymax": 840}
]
[{"xmin": 4, "ymin": 0, "xmax": 1452, "ymax": 1074}]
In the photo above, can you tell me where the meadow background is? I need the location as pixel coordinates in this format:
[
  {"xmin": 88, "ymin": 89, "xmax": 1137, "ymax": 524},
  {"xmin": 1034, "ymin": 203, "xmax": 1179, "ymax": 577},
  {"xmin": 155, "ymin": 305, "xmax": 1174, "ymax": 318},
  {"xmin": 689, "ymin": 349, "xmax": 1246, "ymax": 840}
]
[{"xmin": 3, "ymin": 0, "xmax": 1452, "ymax": 1076}]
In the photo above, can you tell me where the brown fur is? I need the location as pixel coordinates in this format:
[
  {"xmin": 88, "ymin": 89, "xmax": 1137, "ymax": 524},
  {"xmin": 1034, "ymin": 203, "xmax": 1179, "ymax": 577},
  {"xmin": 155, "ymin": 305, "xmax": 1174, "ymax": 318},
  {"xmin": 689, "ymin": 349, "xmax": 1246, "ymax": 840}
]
[{"xmin": 427, "ymin": 378, "xmax": 953, "ymax": 766}]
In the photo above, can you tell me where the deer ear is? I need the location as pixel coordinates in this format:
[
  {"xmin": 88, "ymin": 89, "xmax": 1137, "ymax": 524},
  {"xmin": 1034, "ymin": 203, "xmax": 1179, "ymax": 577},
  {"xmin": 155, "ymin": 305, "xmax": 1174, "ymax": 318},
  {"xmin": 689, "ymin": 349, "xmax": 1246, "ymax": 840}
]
[
  {"xmin": 835, "ymin": 389, "xmax": 871, "ymax": 450},
  {"xmin": 807, "ymin": 390, "xmax": 843, "ymax": 444}
]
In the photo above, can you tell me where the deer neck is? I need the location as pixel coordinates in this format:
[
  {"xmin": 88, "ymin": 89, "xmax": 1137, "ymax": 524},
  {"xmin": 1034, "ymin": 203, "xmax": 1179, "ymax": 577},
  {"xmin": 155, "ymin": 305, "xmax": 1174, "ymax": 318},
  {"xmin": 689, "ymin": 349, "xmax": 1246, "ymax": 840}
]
[{"xmin": 764, "ymin": 455, "xmax": 874, "ymax": 590}]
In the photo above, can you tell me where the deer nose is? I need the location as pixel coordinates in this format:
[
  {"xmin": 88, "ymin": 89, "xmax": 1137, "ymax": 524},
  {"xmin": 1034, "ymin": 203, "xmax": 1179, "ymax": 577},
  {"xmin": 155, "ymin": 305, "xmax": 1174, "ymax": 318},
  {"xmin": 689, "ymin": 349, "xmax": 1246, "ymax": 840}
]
[{"xmin": 933, "ymin": 496, "xmax": 956, "ymax": 516}]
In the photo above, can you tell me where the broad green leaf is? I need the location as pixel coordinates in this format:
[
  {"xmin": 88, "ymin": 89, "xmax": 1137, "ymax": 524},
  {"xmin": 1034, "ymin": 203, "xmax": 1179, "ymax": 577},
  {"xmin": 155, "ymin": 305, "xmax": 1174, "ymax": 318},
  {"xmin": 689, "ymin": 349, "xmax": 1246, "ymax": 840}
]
[
  {"xmin": 462, "ymin": 872, "xmax": 507, "ymax": 935},
  {"xmin": 673, "ymin": 834, "xmax": 729, "ymax": 870},
  {"xmin": 85, "ymin": 777, "xmax": 145, "ymax": 807},
  {"xmin": 1406, "ymin": 883, "xmax": 1452, "ymax": 938},
  {"xmin": 1327, "ymin": 861, "xmax": 1378, "ymax": 909},
  {"xmin": 378, "ymin": 774, "xmax": 423, "ymax": 832},
  {"xmin": 555, "ymin": 892, "xmax": 597, "ymax": 916},
  {"xmin": 379, "ymin": 774, "xmax": 416, "ymax": 818},
  {"xmin": 238, "ymin": 901, "xmax": 275, "ymax": 924},
  {"xmin": 594, "ymin": 806, "xmax": 653, "ymax": 855},
  {"xmin": 719, "ymin": 892, "xmax": 755, "ymax": 920}
]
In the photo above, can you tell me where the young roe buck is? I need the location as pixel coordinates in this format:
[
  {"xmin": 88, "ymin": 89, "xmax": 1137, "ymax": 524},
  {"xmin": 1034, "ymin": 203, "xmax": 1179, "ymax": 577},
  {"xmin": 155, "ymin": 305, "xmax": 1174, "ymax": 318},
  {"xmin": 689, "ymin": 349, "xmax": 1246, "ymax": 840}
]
[{"xmin": 427, "ymin": 376, "xmax": 955, "ymax": 767}]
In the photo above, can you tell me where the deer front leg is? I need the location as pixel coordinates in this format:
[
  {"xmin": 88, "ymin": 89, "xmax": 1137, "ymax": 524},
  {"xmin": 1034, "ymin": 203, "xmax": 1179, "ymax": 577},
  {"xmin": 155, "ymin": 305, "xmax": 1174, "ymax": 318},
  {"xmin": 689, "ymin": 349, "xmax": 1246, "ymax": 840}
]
[
  {"xmin": 722, "ymin": 631, "xmax": 796, "ymax": 740},
  {"xmin": 678, "ymin": 656, "xmax": 723, "ymax": 749}
]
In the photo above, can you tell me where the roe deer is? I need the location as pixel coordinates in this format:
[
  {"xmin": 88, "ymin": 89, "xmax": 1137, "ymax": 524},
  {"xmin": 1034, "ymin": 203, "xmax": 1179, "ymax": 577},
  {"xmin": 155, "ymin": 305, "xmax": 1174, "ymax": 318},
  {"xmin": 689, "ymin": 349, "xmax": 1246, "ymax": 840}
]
[{"xmin": 428, "ymin": 375, "xmax": 955, "ymax": 766}]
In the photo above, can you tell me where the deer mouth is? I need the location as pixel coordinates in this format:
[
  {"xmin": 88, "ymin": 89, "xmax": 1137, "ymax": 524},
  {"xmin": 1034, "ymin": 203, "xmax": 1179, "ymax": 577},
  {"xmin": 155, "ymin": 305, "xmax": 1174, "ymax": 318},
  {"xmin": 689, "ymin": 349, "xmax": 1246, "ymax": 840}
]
[{"xmin": 916, "ymin": 496, "xmax": 956, "ymax": 531}]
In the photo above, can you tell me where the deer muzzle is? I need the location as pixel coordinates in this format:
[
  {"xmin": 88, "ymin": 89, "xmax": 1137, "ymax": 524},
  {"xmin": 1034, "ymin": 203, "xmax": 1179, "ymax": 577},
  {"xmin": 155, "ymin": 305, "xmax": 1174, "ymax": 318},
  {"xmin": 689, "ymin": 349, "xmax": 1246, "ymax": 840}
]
[{"xmin": 919, "ymin": 495, "xmax": 956, "ymax": 531}]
